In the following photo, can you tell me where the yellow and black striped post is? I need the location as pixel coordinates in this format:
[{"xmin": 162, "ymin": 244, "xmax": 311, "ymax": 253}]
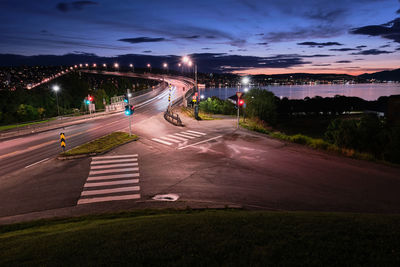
[{"xmin": 60, "ymin": 132, "xmax": 66, "ymax": 152}]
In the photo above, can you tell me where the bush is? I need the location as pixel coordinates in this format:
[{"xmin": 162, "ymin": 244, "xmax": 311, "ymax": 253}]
[
  {"xmin": 244, "ymin": 89, "xmax": 277, "ymax": 124},
  {"xmin": 199, "ymin": 97, "xmax": 236, "ymax": 115},
  {"xmin": 325, "ymin": 114, "xmax": 400, "ymax": 163}
]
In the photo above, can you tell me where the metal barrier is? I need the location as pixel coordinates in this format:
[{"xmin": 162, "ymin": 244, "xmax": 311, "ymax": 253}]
[{"xmin": 164, "ymin": 108, "xmax": 183, "ymax": 126}]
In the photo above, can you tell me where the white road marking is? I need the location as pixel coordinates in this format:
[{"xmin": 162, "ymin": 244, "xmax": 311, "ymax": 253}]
[
  {"xmin": 81, "ymin": 186, "xmax": 140, "ymax": 196},
  {"xmin": 91, "ymin": 158, "xmax": 137, "ymax": 164},
  {"xmin": 166, "ymin": 135, "xmax": 188, "ymax": 141},
  {"xmin": 178, "ymin": 135, "xmax": 223, "ymax": 150},
  {"xmin": 175, "ymin": 133, "xmax": 195, "ymax": 139},
  {"xmin": 152, "ymin": 138, "xmax": 173, "ymax": 146},
  {"xmin": 89, "ymin": 167, "xmax": 139, "ymax": 175},
  {"xmin": 92, "ymin": 154, "xmax": 138, "ymax": 160},
  {"xmin": 90, "ymin": 162, "xmax": 138, "ymax": 170},
  {"xmin": 181, "ymin": 131, "xmax": 202, "ymax": 137},
  {"xmin": 84, "ymin": 179, "xmax": 139, "ymax": 188},
  {"xmin": 87, "ymin": 173, "xmax": 140, "ymax": 181},
  {"xmin": 24, "ymin": 158, "xmax": 50, "ymax": 169},
  {"xmin": 187, "ymin": 130, "xmax": 206, "ymax": 135},
  {"xmin": 77, "ymin": 194, "xmax": 141, "ymax": 205},
  {"xmin": 159, "ymin": 136, "xmax": 181, "ymax": 143}
]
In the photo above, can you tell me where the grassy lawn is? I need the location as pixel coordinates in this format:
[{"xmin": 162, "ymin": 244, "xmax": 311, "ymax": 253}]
[
  {"xmin": 1, "ymin": 209, "xmax": 400, "ymax": 266},
  {"xmin": 60, "ymin": 131, "xmax": 138, "ymax": 156},
  {"xmin": 181, "ymin": 107, "xmax": 217, "ymax": 120},
  {"xmin": 0, "ymin": 118, "xmax": 55, "ymax": 132}
]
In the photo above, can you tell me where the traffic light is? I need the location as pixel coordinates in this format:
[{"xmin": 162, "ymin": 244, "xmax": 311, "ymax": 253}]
[
  {"xmin": 125, "ymin": 105, "xmax": 135, "ymax": 116},
  {"xmin": 238, "ymin": 99, "xmax": 244, "ymax": 107},
  {"xmin": 86, "ymin": 95, "xmax": 93, "ymax": 105},
  {"xmin": 124, "ymin": 94, "xmax": 129, "ymax": 103}
]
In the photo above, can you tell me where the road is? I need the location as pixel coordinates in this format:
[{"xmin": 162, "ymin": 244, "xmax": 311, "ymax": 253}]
[
  {"xmin": 0, "ymin": 73, "xmax": 189, "ymax": 177},
  {"xmin": 1, "ymin": 73, "xmax": 400, "ymax": 224}
]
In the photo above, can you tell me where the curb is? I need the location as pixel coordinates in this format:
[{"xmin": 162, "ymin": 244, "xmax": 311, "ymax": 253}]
[{"xmin": 57, "ymin": 136, "xmax": 139, "ymax": 160}]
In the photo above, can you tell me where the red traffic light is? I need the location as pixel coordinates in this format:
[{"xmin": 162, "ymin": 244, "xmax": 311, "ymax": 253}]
[
  {"xmin": 88, "ymin": 96, "xmax": 93, "ymax": 102},
  {"xmin": 238, "ymin": 99, "xmax": 244, "ymax": 107}
]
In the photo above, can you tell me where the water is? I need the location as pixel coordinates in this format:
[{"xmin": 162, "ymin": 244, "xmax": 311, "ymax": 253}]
[{"xmin": 200, "ymin": 83, "xmax": 400, "ymax": 101}]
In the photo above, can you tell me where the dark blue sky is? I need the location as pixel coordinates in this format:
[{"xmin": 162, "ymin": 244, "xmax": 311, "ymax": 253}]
[{"xmin": 1, "ymin": 0, "xmax": 399, "ymax": 74}]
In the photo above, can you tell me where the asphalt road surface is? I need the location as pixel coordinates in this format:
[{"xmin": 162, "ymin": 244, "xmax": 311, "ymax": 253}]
[
  {"xmin": 1, "ymin": 74, "xmax": 400, "ymax": 224},
  {"xmin": 0, "ymin": 74, "xmax": 187, "ymax": 177}
]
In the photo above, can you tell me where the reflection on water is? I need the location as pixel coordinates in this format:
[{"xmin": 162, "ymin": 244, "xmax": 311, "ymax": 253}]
[{"xmin": 200, "ymin": 83, "xmax": 400, "ymax": 101}]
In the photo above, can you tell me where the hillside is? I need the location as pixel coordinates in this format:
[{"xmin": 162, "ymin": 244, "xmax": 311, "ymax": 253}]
[{"xmin": 359, "ymin": 68, "xmax": 400, "ymax": 81}]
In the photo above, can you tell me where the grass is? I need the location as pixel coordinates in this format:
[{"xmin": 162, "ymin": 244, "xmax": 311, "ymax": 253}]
[
  {"xmin": 0, "ymin": 118, "xmax": 55, "ymax": 132},
  {"xmin": 60, "ymin": 131, "xmax": 138, "ymax": 156},
  {"xmin": 241, "ymin": 118, "xmax": 376, "ymax": 162},
  {"xmin": 181, "ymin": 107, "xmax": 217, "ymax": 120},
  {"xmin": 1, "ymin": 209, "xmax": 400, "ymax": 266}
]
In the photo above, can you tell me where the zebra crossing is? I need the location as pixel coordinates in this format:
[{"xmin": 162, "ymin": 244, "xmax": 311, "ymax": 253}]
[
  {"xmin": 151, "ymin": 130, "xmax": 207, "ymax": 146},
  {"xmin": 77, "ymin": 154, "xmax": 140, "ymax": 205}
]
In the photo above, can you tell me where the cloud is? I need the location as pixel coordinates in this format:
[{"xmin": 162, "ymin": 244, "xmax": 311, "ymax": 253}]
[
  {"xmin": 118, "ymin": 37, "xmax": 167, "ymax": 44},
  {"xmin": 350, "ymin": 18, "xmax": 400, "ymax": 43},
  {"xmin": 142, "ymin": 50, "xmax": 152, "ymax": 53},
  {"xmin": 56, "ymin": 1, "xmax": 98, "ymax": 12},
  {"xmin": 257, "ymin": 42, "xmax": 268, "ymax": 46},
  {"xmin": 300, "ymin": 54, "xmax": 333, "ymax": 58},
  {"xmin": 329, "ymin": 48, "xmax": 359, "ymax": 51},
  {"xmin": 202, "ymin": 48, "xmax": 211, "ymax": 50},
  {"xmin": 297, "ymin": 41, "xmax": 343, "ymax": 47},
  {"xmin": 356, "ymin": 45, "xmax": 367, "ymax": 49},
  {"xmin": 305, "ymin": 8, "xmax": 346, "ymax": 23},
  {"xmin": 313, "ymin": 64, "xmax": 331, "ymax": 66},
  {"xmin": 351, "ymin": 49, "xmax": 394, "ymax": 55},
  {"xmin": 182, "ymin": 35, "xmax": 200, "ymax": 39},
  {"xmin": 397, "ymin": 9, "xmax": 400, "ymax": 14},
  {"xmin": 335, "ymin": 60, "xmax": 352, "ymax": 63},
  {"xmin": 264, "ymin": 25, "xmax": 344, "ymax": 42}
]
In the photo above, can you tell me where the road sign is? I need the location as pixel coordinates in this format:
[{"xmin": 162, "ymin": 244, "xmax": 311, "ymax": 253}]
[
  {"xmin": 236, "ymin": 92, "xmax": 244, "ymax": 99},
  {"xmin": 60, "ymin": 132, "xmax": 66, "ymax": 151}
]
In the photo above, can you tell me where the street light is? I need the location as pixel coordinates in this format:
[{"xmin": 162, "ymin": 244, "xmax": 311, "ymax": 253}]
[
  {"xmin": 242, "ymin": 77, "xmax": 250, "ymax": 85},
  {"xmin": 93, "ymin": 63, "xmax": 97, "ymax": 68},
  {"xmin": 147, "ymin": 63, "xmax": 151, "ymax": 73},
  {"xmin": 103, "ymin": 63, "xmax": 107, "ymax": 67},
  {"xmin": 182, "ymin": 55, "xmax": 199, "ymax": 118},
  {"xmin": 114, "ymin": 63, "xmax": 119, "ymax": 69},
  {"xmin": 52, "ymin": 85, "xmax": 60, "ymax": 116}
]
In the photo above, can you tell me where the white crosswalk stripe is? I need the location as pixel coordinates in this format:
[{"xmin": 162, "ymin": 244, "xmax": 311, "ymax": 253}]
[
  {"xmin": 77, "ymin": 154, "xmax": 141, "ymax": 205},
  {"xmin": 152, "ymin": 130, "xmax": 208, "ymax": 146},
  {"xmin": 91, "ymin": 158, "xmax": 137, "ymax": 165}
]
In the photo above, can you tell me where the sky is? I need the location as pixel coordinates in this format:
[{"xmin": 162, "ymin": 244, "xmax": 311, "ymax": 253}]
[{"xmin": 0, "ymin": 0, "xmax": 400, "ymax": 74}]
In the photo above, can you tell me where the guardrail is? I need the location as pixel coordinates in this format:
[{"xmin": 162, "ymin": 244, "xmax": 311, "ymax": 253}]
[{"xmin": 164, "ymin": 108, "xmax": 183, "ymax": 126}]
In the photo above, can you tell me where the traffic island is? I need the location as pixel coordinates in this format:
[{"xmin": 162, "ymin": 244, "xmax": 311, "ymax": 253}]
[{"xmin": 57, "ymin": 131, "xmax": 138, "ymax": 160}]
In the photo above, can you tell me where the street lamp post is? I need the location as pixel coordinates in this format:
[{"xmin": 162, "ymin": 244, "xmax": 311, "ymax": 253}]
[
  {"xmin": 237, "ymin": 77, "xmax": 249, "ymax": 128},
  {"xmin": 52, "ymin": 85, "xmax": 60, "ymax": 117}
]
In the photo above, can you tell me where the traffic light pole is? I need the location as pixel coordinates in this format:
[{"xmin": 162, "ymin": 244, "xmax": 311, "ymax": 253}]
[
  {"xmin": 127, "ymin": 89, "xmax": 132, "ymax": 137},
  {"xmin": 237, "ymin": 101, "xmax": 240, "ymax": 129}
]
